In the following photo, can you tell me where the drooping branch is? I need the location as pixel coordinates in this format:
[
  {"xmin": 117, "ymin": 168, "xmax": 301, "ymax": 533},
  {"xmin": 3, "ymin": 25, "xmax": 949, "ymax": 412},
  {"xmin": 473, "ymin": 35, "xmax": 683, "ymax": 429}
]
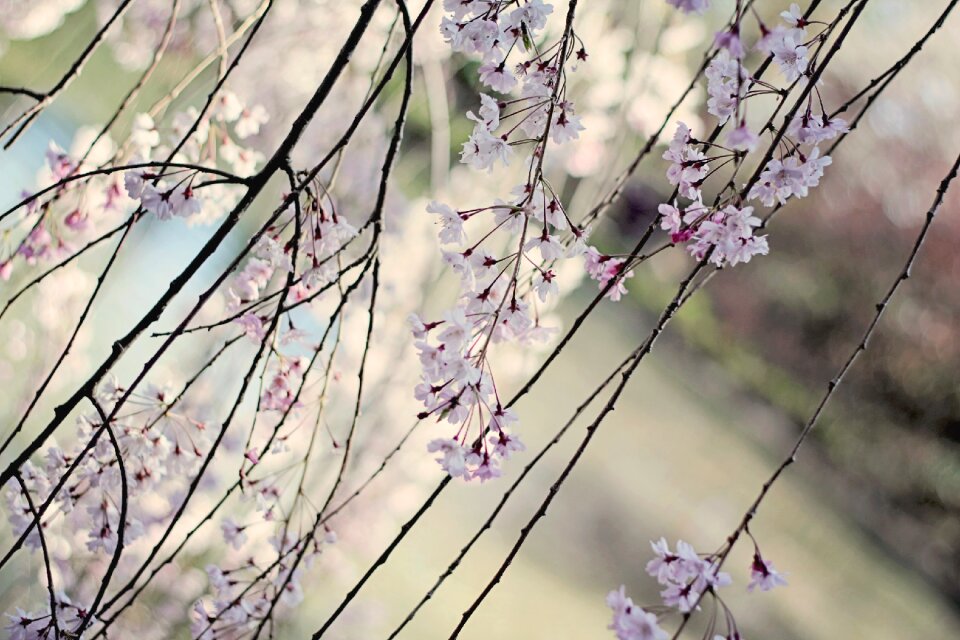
[
  {"xmin": 0, "ymin": 0, "xmax": 136, "ymax": 148},
  {"xmin": 0, "ymin": 0, "xmax": 386, "ymax": 492},
  {"xmin": 667, "ymin": 146, "xmax": 960, "ymax": 640}
]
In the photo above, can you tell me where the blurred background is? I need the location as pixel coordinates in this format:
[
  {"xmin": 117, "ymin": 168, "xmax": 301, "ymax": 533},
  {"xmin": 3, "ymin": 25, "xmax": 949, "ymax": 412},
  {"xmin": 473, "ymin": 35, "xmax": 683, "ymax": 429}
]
[{"xmin": 1, "ymin": 0, "xmax": 959, "ymax": 638}]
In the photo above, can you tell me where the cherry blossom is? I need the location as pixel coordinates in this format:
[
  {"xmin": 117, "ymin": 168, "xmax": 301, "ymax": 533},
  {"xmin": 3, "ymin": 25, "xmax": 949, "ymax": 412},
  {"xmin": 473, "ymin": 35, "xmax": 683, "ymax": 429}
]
[
  {"xmin": 664, "ymin": 122, "xmax": 709, "ymax": 200},
  {"xmin": 706, "ymin": 50, "xmax": 749, "ymax": 125},
  {"xmin": 726, "ymin": 120, "xmax": 760, "ymax": 152},
  {"xmin": 585, "ymin": 248, "xmax": 634, "ymax": 301},
  {"xmin": 748, "ymin": 552, "xmax": 789, "ymax": 592},
  {"xmin": 606, "ymin": 586, "xmax": 669, "ymax": 640},
  {"xmin": 140, "ymin": 182, "xmax": 203, "ymax": 220},
  {"xmin": 479, "ymin": 59, "xmax": 518, "ymax": 93},
  {"xmin": 460, "ymin": 128, "xmax": 513, "ymax": 171},
  {"xmin": 780, "ymin": 3, "xmax": 807, "ymax": 28},
  {"xmin": 641, "ymin": 538, "xmax": 731, "ymax": 613}
]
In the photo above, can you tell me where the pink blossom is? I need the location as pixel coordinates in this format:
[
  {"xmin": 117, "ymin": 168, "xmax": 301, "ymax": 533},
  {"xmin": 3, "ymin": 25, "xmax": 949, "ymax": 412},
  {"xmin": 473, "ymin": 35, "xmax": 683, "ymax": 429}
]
[{"xmin": 748, "ymin": 553, "xmax": 788, "ymax": 592}]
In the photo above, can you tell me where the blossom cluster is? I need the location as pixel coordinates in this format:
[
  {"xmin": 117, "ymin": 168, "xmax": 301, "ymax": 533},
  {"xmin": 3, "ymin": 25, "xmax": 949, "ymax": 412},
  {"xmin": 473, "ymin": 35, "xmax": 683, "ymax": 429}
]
[
  {"xmin": 0, "ymin": 132, "xmax": 130, "ymax": 281},
  {"xmin": 606, "ymin": 538, "xmax": 786, "ymax": 640},
  {"xmin": 228, "ymin": 191, "xmax": 358, "ymax": 345},
  {"xmin": 442, "ymin": 0, "xmax": 584, "ymax": 171},
  {"xmin": 0, "ymin": 92, "xmax": 266, "ymax": 284},
  {"xmin": 191, "ymin": 527, "xmax": 338, "ymax": 638},
  {"xmin": 124, "ymin": 91, "xmax": 268, "ymax": 223},
  {"xmin": 1, "ymin": 376, "xmax": 214, "ymax": 637},
  {"xmin": 260, "ymin": 355, "xmax": 309, "ymax": 413},
  {"xmin": 4, "ymin": 378, "xmax": 210, "ymax": 553},
  {"xmin": 4, "ymin": 594, "xmax": 89, "ymax": 640},
  {"xmin": 653, "ymin": 3, "xmax": 849, "ymax": 269},
  {"xmin": 659, "ymin": 124, "xmax": 769, "ymax": 267},
  {"xmin": 606, "ymin": 586, "xmax": 668, "ymax": 640},
  {"xmin": 646, "ymin": 538, "xmax": 732, "ymax": 612},
  {"xmin": 417, "ymin": 0, "xmax": 618, "ymax": 481}
]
